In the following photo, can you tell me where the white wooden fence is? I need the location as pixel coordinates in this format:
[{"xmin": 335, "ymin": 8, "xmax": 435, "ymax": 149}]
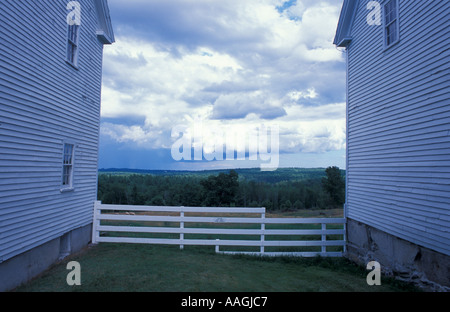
[{"xmin": 92, "ymin": 201, "xmax": 346, "ymax": 257}]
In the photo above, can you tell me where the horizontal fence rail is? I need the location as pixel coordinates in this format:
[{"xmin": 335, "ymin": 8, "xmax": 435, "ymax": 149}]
[{"xmin": 92, "ymin": 202, "xmax": 346, "ymax": 257}]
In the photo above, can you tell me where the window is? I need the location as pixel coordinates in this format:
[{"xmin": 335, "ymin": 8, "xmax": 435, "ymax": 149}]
[
  {"xmin": 62, "ymin": 143, "xmax": 74, "ymax": 189},
  {"xmin": 67, "ymin": 24, "xmax": 80, "ymax": 66},
  {"xmin": 384, "ymin": 0, "xmax": 399, "ymax": 48}
]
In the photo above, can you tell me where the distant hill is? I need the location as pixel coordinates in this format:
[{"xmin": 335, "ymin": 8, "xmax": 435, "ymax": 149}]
[{"xmin": 98, "ymin": 167, "xmax": 345, "ymax": 184}]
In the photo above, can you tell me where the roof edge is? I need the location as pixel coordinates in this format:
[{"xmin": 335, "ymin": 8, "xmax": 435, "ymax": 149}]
[
  {"xmin": 94, "ymin": 0, "xmax": 115, "ymax": 45},
  {"xmin": 333, "ymin": 0, "xmax": 359, "ymax": 48}
]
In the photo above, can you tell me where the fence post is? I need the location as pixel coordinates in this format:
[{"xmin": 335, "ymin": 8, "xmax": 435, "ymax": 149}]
[
  {"xmin": 260, "ymin": 210, "xmax": 265, "ymax": 254},
  {"xmin": 321, "ymin": 223, "xmax": 327, "ymax": 254},
  {"xmin": 215, "ymin": 239, "xmax": 220, "ymax": 253},
  {"xmin": 92, "ymin": 201, "xmax": 101, "ymax": 244},
  {"xmin": 180, "ymin": 208, "xmax": 185, "ymax": 250}
]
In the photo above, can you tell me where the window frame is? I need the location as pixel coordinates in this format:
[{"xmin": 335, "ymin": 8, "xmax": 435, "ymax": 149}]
[
  {"xmin": 66, "ymin": 24, "xmax": 80, "ymax": 68},
  {"xmin": 383, "ymin": 0, "xmax": 400, "ymax": 49},
  {"xmin": 61, "ymin": 142, "xmax": 75, "ymax": 192}
]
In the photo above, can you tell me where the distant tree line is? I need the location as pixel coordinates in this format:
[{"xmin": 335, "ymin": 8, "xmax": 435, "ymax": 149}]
[{"xmin": 97, "ymin": 167, "xmax": 345, "ymax": 211}]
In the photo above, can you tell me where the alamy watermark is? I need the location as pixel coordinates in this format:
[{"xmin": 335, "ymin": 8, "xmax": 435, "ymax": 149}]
[
  {"xmin": 171, "ymin": 117, "xmax": 280, "ymax": 171},
  {"xmin": 366, "ymin": 261, "xmax": 382, "ymax": 286},
  {"xmin": 66, "ymin": 261, "xmax": 81, "ymax": 286},
  {"xmin": 366, "ymin": 1, "xmax": 382, "ymax": 26},
  {"xmin": 67, "ymin": 1, "xmax": 81, "ymax": 26}
]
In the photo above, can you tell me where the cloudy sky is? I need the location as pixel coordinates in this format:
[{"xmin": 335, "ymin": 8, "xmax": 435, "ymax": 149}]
[{"xmin": 99, "ymin": 0, "xmax": 347, "ymax": 171}]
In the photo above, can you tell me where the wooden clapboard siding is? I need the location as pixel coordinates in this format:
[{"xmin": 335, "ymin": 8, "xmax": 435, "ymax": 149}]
[
  {"xmin": 0, "ymin": 0, "xmax": 112, "ymax": 262},
  {"xmin": 345, "ymin": 0, "xmax": 450, "ymax": 255}
]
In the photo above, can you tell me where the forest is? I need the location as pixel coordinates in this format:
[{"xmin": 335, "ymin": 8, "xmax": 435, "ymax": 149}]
[{"xmin": 97, "ymin": 167, "xmax": 346, "ymax": 211}]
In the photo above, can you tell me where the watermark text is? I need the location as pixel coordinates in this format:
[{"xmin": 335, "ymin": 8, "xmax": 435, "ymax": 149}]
[{"xmin": 171, "ymin": 118, "xmax": 279, "ymax": 171}]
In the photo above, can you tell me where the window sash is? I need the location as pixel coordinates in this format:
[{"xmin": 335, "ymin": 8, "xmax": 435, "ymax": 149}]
[
  {"xmin": 62, "ymin": 165, "xmax": 73, "ymax": 186},
  {"xmin": 384, "ymin": 0, "xmax": 399, "ymax": 47},
  {"xmin": 66, "ymin": 25, "xmax": 79, "ymax": 65},
  {"xmin": 68, "ymin": 25, "xmax": 79, "ymax": 45},
  {"xmin": 386, "ymin": 20, "xmax": 398, "ymax": 45},
  {"xmin": 62, "ymin": 144, "xmax": 74, "ymax": 187},
  {"xmin": 384, "ymin": 0, "xmax": 397, "ymax": 24},
  {"xmin": 67, "ymin": 42, "xmax": 78, "ymax": 64}
]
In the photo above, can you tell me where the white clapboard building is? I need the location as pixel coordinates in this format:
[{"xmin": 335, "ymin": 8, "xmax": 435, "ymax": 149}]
[
  {"xmin": 334, "ymin": 0, "xmax": 449, "ymax": 290},
  {"xmin": 0, "ymin": 0, "xmax": 114, "ymax": 291}
]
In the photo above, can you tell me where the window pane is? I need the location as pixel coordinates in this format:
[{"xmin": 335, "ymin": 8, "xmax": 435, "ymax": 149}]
[
  {"xmin": 64, "ymin": 144, "xmax": 74, "ymax": 163},
  {"xmin": 386, "ymin": 21, "xmax": 398, "ymax": 45},
  {"xmin": 68, "ymin": 25, "xmax": 79, "ymax": 43},
  {"xmin": 67, "ymin": 44, "xmax": 74, "ymax": 63},
  {"xmin": 70, "ymin": 26, "xmax": 75, "ymax": 42},
  {"xmin": 62, "ymin": 144, "xmax": 74, "ymax": 187},
  {"xmin": 384, "ymin": 6, "xmax": 390, "ymax": 23},
  {"xmin": 68, "ymin": 152, "xmax": 73, "ymax": 165},
  {"xmin": 67, "ymin": 25, "xmax": 79, "ymax": 65},
  {"xmin": 384, "ymin": 0, "xmax": 398, "ymax": 47},
  {"xmin": 72, "ymin": 46, "xmax": 77, "ymax": 64},
  {"xmin": 68, "ymin": 26, "xmax": 73, "ymax": 41},
  {"xmin": 62, "ymin": 165, "xmax": 72, "ymax": 186},
  {"xmin": 385, "ymin": 0, "xmax": 397, "ymax": 24}
]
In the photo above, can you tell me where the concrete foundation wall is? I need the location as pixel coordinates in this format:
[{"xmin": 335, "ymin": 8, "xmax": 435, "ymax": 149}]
[
  {"xmin": 346, "ymin": 218, "xmax": 450, "ymax": 292},
  {"xmin": 0, "ymin": 224, "xmax": 92, "ymax": 292}
]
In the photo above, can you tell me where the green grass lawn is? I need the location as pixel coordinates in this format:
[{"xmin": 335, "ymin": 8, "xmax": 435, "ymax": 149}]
[{"xmin": 14, "ymin": 243, "xmax": 419, "ymax": 292}]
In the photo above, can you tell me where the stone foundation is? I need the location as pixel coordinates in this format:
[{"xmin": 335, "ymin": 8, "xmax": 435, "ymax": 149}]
[
  {"xmin": 346, "ymin": 218, "xmax": 450, "ymax": 292},
  {"xmin": 0, "ymin": 224, "xmax": 92, "ymax": 292}
]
